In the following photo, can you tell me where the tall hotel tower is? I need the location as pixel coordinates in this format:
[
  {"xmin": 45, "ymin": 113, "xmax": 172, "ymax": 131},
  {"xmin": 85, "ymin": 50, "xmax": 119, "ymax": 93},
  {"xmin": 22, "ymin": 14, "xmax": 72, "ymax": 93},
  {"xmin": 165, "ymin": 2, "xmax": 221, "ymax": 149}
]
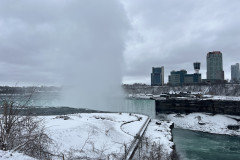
[
  {"xmin": 231, "ymin": 63, "xmax": 240, "ymax": 82},
  {"xmin": 151, "ymin": 67, "xmax": 164, "ymax": 86},
  {"xmin": 206, "ymin": 51, "xmax": 224, "ymax": 80}
]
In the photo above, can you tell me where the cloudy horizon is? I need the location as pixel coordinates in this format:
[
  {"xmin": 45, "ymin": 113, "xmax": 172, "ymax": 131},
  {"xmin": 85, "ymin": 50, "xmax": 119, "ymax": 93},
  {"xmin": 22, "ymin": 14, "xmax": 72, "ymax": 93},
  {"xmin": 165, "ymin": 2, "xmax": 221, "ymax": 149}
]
[{"xmin": 1, "ymin": 0, "xmax": 240, "ymax": 86}]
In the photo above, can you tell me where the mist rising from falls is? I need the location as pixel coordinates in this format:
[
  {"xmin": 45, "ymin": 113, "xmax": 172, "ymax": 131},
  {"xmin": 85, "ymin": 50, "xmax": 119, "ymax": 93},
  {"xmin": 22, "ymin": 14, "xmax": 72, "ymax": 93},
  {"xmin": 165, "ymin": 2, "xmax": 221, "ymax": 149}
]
[
  {"xmin": 58, "ymin": 0, "xmax": 129, "ymax": 111},
  {"xmin": 0, "ymin": 0, "xmax": 129, "ymax": 111}
]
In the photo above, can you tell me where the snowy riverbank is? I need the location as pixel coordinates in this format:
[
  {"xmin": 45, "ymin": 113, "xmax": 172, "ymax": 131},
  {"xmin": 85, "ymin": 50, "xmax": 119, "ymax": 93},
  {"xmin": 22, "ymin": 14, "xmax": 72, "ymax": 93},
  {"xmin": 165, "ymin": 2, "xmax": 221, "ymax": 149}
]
[
  {"xmin": 145, "ymin": 120, "xmax": 174, "ymax": 155},
  {"xmin": 1, "ymin": 113, "xmax": 175, "ymax": 159},
  {"xmin": 162, "ymin": 113, "xmax": 240, "ymax": 136},
  {"xmin": 129, "ymin": 93, "xmax": 240, "ymax": 101}
]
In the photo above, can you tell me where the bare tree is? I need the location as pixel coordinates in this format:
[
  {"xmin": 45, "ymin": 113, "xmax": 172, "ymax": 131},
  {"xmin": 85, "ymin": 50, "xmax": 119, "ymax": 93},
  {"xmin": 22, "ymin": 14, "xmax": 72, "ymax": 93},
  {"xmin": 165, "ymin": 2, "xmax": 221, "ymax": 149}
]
[
  {"xmin": 0, "ymin": 90, "xmax": 54, "ymax": 159},
  {"xmin": 132, "ymin": 136, "xmax": 180, "ymax": 160}
]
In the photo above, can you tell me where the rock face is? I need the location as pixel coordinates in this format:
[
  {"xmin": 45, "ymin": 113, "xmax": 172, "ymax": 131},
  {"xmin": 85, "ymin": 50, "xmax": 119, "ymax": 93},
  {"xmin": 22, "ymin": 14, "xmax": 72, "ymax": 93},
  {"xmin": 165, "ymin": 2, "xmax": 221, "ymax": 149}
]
[
  {"xmin": 227, "ymin": 125, "xmax": 240, "ymax": 130},
  {"xmin": 155, "ymin": 99, "xmax": 240, "ymax": 116}
]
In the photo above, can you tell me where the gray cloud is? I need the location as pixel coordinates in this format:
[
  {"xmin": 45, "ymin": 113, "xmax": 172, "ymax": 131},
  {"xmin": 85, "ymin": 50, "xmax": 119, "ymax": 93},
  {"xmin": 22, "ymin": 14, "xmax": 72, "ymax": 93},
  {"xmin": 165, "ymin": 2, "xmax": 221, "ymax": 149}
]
[
  {"xmin": 1, "ymin": 0, "xmax": 240, "ymax": 87},
  {"xmin": 122, "ymin": 0, "xmax": 240, "ymax": 83},
  {"xmin": 0, "ymin": 0, "xmax": 129, "ymax": 86},
  {"xmin": 0, "ymin": 0, "xmax": 130, "ymax": 110}
]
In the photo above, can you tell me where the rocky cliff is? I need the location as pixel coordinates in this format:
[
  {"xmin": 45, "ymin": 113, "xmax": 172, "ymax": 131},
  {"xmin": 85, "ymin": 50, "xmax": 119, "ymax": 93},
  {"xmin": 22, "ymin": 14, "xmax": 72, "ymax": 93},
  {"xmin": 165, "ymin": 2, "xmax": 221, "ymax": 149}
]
[{"xmin": 155, "ymin": 99, "xmax": 240, "ymax": 116}]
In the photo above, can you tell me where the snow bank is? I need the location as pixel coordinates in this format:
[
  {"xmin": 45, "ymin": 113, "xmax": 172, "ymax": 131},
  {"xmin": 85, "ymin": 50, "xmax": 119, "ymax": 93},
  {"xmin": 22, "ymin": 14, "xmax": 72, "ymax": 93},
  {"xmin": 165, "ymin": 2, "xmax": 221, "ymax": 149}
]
[
  {"xmin": 0, "ymin": 150, "xmax": 35, "ymax": 160},
  {"xmin": 43, "ymin": 113, "xmax": 149, "ymax": 159},
  {"xmin": 208, "ymin": 95, "xmax": 240, "ymax": 101},
  {"xmin": 128, "ymin": 93, "xmax": 152, "ymax": 99},
  {"xmin": 121, "ymin": 115, "xmax": 148, "ymax": 136},
  {"xmin": 145, "ymin": 120, "xmax": 174, "ymax": 155},
  {"xmin": 201, "ymin": 94, "xmax": 240, "ymax": 101},
  {"xmin": 1, "ymin": 113, "xmax": 176, "ymax": 159},
  {"xmin": 166, "ymin": 113, "xmax": 240, "ymax": 136}
]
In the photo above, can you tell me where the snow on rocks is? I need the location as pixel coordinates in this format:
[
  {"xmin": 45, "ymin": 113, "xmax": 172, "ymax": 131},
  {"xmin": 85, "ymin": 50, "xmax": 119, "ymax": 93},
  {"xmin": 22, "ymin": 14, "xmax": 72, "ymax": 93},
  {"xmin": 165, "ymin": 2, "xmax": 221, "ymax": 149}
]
[
  {"xmin": 128, "ymin": 93, "xmax": 152, "ymax": 99},
  {"xmin": 203, "ymin": 95, "xmax": 240, "ymax": 101},
  {"xmin": 166, "ymin": 113, "xmax": 240, "ymax": 136},
  {"xmin": 0, "ymin": 150, "xmax": 36, "ymax": 160},
  {"xmin": 145, "ymin": 120, "xmax": 174, "ymax": 155}
]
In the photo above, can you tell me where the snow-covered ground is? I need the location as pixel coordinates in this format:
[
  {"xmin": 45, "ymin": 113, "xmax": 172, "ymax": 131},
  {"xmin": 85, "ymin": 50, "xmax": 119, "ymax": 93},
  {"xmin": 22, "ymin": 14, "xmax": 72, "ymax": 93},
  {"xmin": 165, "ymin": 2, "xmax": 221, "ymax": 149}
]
[
  {"xmin": 1, "ymin": 113, "xmax": 175, "ymax": 159},
  {"xmin": 0, "ymin": 150, "xmax": 35, "ymax": 160},
  {"xmin": 129, "ymin": 92, "xmax": 240, "ymax": 101},
  {"xmin": 165, "ymin": 113, "xmax": 240, "ymax": 136},
  {"xmin": 145, "ymin": 120, "xmax": 174, "ymax": 155},
  {"xmin": 44, "ymin": 113, "xmax": 175, "ymax": 159},
  {"xmin": 128, "ymin": 93, "xmax": 153, "ymax": 99},
  {"xmin": 43, "ymin": 113, "xmax": 148, "ymax": 159},
  {"xmin": 204, "ymin": 95, "xmax": 240, "ymax": 101}
]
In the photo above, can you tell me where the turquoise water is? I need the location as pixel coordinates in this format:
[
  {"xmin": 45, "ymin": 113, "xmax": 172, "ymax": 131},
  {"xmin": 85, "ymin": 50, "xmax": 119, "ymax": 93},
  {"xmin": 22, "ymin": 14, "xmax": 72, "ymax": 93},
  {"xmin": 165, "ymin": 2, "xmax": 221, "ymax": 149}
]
[
  {"xmin": 121, "ymin": 100, "xmax": 240, "ymax": 160},
  {"xmin": 3, "ymin": 94, "xmax": 240, "ymax": 160},
  {"xmin": 173, "ymin": 128, "xmax": 240, "ymax": 160},
  {"xmin": 122, "ymin": 99, "xmax": 240, "ymax": 160},
  {"xmin": 0, "ymin": 92, "xmax": 61, "ymax": 107},
  {"xmin": 1, "ymin": 94, "xmax": 156, "ymax": 118},
  {"xmin": 117, "ymin": 98, "xmax": 156, "ymax": 118}
]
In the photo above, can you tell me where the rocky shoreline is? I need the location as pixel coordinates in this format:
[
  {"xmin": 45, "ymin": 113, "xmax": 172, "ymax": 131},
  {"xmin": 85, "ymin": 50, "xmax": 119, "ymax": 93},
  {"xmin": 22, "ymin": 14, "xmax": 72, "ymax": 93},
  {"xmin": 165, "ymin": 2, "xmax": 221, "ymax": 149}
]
[{"xmin": 161, "ymin": 113, "xmax": 240, "ymax": 136}]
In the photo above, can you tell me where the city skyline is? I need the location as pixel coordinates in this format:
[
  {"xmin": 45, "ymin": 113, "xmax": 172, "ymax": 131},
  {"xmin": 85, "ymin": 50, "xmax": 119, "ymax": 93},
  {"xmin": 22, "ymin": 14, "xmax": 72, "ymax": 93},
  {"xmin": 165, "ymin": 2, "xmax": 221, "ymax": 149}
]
[
  {"xmin": 126, "ymin": 50, "xmax": 236, "ymax": 85},
  {"xmin": 151, "ymin": 51, "xmax": 239, "ymax": 85},
  {"xmin": 0, "ymin": 0, "xmax": 240, "ymax": 86},
  {"xmin": 122, "ymin": 0, "xmax": 240, "ymax": 84}
]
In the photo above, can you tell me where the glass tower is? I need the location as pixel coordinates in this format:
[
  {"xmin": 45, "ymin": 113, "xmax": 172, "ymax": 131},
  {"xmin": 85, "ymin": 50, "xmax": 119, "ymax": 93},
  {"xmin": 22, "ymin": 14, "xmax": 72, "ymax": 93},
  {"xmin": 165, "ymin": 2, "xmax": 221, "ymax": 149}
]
[
  {"xmin": 206, "ymin": 51, "xmax": 224, "ymax": 80},
  {"xmin": 231, "ymin": 63, "xmax": 240, "ymax": 82},
  {"xmin": 151, "ymin": 67, "xmax": 164, "ymax": 86}
]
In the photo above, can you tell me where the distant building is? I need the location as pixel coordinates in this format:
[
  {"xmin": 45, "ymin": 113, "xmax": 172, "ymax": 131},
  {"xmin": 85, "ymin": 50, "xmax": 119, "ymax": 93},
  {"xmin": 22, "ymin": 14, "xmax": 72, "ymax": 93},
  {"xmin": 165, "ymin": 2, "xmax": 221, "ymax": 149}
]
[
  {"xmin": 169, "ymin": 69, "xmax": 201, "ymax": 85},
  {"xmin": 168, "ymin": 70, "xmax": 186, "ymax": 85},
  {"xmin": 193, "ymin": 62, "xmax": 201, "ymax": 74},
  {"xmin": 206, "ymin": 51, "xmax": 224, "ymax": 81},
  {"xmin": 151, "ymin": 67, "xmax": 164, "ymax": 86},
  {"xmin": 231, "ymin": 63, "xmax": 240, "ymax": 83},
  {"xmin": 184, "ymin": 74, "xmax": 201, "ymax": 84}
]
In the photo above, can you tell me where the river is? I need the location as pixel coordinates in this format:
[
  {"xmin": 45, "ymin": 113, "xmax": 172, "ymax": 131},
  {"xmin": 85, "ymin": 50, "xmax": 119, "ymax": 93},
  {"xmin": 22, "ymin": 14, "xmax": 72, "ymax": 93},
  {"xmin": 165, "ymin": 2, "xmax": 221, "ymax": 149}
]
[
  {"xmin": 1, "ymin": 95, "xmax": 240, "ymax": 159},
  {"xmin": 117, "ymin": 99, "xmax": 240, "ymax": 160},
  {"xmin": 173, "ymin": 128, "xmax": 240, "ymax": 160}
]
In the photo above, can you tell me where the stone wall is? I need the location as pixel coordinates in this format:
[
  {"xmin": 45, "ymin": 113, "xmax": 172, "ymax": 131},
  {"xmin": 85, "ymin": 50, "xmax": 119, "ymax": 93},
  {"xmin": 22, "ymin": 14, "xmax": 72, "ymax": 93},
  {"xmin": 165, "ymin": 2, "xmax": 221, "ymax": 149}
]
[{"xmin": 155, "ymin": 99, "xmax": 240, "ymax": 116}]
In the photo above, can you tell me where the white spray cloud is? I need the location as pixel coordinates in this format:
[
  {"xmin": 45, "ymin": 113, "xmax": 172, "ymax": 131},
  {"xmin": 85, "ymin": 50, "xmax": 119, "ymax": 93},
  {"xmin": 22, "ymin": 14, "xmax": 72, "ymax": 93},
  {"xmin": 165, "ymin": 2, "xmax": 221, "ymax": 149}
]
[
  {"xmin": 0, "ymin": 0, "xmax": 129, "ymax": 110},
  {"xmin": 59, "ymin": 1, "xmax": 130, "ymax": 110}
]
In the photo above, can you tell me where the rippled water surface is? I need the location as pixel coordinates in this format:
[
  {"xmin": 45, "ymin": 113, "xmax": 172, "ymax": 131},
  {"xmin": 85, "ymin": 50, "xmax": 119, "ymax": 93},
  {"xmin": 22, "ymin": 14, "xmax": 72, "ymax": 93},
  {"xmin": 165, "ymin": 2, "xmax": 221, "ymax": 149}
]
[{"xmin": 173, "ymin": 128, "xmax": 240, "ymax": 160}]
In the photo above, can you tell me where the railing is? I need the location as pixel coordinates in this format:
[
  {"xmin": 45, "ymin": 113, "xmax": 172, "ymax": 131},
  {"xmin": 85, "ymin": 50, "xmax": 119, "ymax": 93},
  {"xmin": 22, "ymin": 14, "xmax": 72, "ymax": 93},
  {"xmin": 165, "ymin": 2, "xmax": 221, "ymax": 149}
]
[{"xmin": 122, "ymin": 117, "xmax": 151, "ymax": 160}]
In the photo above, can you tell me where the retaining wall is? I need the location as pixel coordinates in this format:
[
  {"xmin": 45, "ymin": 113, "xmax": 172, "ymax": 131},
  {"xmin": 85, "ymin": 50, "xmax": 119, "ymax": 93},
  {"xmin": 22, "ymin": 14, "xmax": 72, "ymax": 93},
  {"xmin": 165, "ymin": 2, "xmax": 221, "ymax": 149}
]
[{"xmin": 155, "ymin": 99, "xmax": 240, "ymax": 116}]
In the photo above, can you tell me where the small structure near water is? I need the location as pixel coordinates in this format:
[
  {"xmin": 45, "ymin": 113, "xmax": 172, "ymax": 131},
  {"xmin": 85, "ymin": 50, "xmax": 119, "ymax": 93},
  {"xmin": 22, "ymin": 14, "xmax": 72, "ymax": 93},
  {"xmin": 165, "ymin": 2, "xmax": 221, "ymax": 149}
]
[{"xmin": 227, "ymin": 125, "xmax": 240, "ymax": 130}]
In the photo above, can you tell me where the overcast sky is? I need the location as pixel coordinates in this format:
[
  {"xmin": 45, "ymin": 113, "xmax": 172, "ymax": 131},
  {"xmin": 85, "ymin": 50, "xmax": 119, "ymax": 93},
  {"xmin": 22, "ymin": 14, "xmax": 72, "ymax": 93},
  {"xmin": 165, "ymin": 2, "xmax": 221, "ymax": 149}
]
[
  {"xmin": 1, "ymin": 0, "xmax": 240, "ymax": 86},
  {"xmin": 122, "ymin": 0, "xmax": 240, "ymax": 84}
]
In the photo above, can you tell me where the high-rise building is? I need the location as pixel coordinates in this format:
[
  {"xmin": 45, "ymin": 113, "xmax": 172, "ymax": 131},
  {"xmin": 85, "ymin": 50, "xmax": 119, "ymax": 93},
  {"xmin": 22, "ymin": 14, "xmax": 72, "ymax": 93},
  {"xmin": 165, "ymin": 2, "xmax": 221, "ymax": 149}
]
[
  {"xmin": 231, "ymin": 63, "xmax": 240, "ymax": 82},
  {"xmin": 206, "ymin": 51, "xmax": 224, "ymax": 80},
  {"xmin": 151, "ymin": 67, "xmax": 164, "ymax": 86}
]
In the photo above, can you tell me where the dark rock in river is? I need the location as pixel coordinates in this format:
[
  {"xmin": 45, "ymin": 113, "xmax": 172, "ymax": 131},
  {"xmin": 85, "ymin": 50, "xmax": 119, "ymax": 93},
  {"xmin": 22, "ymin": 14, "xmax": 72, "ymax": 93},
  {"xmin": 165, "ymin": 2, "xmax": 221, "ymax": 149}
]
[{"xmin": 227, "ymin": 125, "xmax": 240, "ymax": 130}]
